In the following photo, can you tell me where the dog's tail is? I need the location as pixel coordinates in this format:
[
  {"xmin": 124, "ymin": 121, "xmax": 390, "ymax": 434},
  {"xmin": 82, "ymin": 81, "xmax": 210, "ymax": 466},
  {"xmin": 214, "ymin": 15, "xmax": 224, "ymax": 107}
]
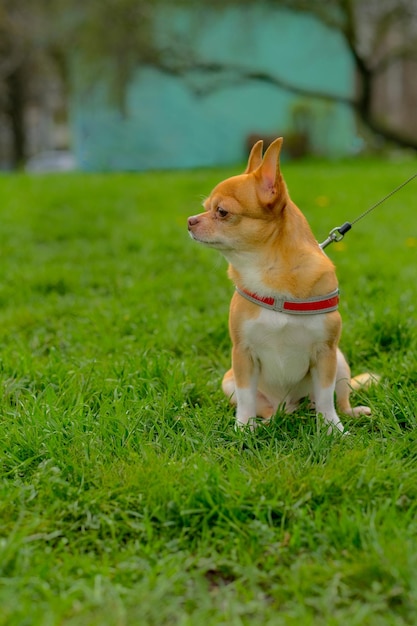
[{"xmin": 350, "ymin": 372, "xmax": 380, "ymax": 391}]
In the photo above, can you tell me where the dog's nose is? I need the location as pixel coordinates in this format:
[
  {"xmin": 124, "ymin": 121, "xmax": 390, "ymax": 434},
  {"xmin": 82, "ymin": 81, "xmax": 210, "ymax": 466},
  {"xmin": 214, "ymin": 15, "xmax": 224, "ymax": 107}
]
[{"xmin": 188, "ymin": 215, "xmax": 199, "ymax": 229}]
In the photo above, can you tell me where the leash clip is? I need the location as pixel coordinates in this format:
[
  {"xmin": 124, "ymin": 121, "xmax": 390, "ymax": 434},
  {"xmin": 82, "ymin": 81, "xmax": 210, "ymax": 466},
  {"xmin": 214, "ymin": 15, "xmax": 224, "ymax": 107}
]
[{"xmin": 319, "ymin": 221, "xmax": 352, "ymax": 250}]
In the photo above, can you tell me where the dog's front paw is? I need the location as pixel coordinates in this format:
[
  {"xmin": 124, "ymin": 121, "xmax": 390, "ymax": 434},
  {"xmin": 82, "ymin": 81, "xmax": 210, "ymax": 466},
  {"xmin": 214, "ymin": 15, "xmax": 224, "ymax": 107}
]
[
  {"xmin": 235, "ymin": 416, "xmax": 270, "ymax": 432},
  {"xmin": 235, "ymin": 417, "xmax": 256, "ymax": 432},
  {"xmin": 326, "ymin": 422, "xmax": 345, "ymax": 436}
]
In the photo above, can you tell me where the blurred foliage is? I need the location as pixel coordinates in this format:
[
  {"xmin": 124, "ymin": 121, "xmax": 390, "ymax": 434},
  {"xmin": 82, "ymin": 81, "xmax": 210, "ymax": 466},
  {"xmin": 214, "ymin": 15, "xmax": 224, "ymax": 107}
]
[
  {"xmin": 1, "ymin": 0, "xmax": 417, "ymax": 164},
  {"xmin": 2, "ymin": 0, "xmax": 417, "ymax": 95}
]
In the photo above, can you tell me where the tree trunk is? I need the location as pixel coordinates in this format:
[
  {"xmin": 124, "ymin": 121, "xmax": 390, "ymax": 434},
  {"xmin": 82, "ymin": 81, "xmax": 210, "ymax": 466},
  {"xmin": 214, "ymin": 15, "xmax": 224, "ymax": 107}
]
[
  {"xmin": 341, "ymin": 0, "xmax": 417, "ymax": 150},
  {"xmin": 6, "ymin": 65, "xmax": 27, "ymax": 168}
]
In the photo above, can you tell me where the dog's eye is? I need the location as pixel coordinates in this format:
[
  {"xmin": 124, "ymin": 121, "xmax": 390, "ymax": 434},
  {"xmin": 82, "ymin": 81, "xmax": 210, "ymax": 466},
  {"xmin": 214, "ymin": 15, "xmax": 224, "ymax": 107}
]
[{"xmin": 216, "ymin": 207, "xmax": 229, "ymax": 218}]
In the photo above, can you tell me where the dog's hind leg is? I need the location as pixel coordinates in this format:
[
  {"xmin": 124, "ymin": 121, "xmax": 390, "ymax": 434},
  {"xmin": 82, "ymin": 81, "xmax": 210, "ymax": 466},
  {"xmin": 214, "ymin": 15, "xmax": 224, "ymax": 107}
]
[
  {"xmin": 335, "ymin": 350, "xmax": 372, "ymax": 417},
  {"xmin": 222, "ymin": 369, "xmax": 236, "ymax": 402}
]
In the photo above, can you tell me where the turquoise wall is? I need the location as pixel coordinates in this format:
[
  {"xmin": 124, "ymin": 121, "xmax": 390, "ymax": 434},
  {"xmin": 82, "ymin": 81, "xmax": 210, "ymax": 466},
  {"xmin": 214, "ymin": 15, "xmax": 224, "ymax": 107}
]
[{"xmin": 71, "ymin": 6, "xmax": 356, "ymax": 171}]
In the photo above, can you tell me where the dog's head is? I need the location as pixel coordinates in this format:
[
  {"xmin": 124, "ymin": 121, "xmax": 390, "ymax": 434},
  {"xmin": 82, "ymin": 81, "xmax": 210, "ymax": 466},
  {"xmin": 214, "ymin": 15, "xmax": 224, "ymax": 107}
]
[{"xmin": 188, "ymin": 138, "xmax": 288, "ymax": 253}]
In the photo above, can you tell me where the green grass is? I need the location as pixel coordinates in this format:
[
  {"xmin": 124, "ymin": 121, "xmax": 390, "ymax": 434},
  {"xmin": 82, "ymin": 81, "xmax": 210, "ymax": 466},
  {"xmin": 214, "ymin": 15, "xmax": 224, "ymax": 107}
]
[{"xmin": 0, "ymin": 156, "xmax": 417, "ymax": 625}]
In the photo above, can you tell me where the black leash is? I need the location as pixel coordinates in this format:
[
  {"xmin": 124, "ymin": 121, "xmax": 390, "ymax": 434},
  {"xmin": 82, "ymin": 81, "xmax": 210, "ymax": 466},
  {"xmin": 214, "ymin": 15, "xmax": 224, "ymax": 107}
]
[{"xmin": 319, "ymin": 172, "xmax": 417, "ymax": 250}]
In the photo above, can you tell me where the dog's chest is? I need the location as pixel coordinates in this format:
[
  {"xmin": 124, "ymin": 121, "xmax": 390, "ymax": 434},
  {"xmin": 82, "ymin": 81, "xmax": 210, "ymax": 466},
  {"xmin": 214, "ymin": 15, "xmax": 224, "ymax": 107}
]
[{"xmin": 241, "ymin": 309, "xmax": 326, "ymax": 384}]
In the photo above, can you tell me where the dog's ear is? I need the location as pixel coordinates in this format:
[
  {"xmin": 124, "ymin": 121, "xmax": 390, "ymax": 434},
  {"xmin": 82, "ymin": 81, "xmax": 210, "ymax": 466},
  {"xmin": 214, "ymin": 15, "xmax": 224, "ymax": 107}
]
[
  {"xmin": 244, "ymin": 140, "xmax": 263, "ymax": 174},
  {"xmin": 256, "ymin": 137, "xmax": 284, "ymax": 204}
]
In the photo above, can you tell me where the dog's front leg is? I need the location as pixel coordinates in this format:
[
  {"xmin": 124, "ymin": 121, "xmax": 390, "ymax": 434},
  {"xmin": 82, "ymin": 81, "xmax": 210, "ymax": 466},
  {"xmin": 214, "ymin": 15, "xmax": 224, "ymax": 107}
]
[
  {"xmin": 232, "ymin": 344, "xmax": 259, "ymax": 429},
  {"xmin": 311, "ymin": 346, "xmax": 344, "ymax": 433}
]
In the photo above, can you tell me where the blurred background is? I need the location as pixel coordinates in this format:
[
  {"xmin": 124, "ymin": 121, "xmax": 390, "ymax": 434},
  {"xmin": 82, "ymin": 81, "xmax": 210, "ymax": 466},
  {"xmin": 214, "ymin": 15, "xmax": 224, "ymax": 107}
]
[{"xmin": 1, "ymin": 0, "xmax": 416, "ymax": 172}]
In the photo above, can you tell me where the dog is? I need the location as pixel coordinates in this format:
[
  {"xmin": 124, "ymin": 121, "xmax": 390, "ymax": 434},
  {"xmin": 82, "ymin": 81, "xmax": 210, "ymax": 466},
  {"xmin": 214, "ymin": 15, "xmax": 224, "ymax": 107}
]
[{"xmin": 188, "ymin": 137, "xmax": 373, "ymax": 433}]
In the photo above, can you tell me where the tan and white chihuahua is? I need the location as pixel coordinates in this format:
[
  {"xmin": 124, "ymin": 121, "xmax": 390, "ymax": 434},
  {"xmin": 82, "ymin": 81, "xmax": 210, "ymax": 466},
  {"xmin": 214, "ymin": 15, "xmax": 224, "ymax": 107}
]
[{"xmin": 188, "ymin": 138, "xmax": 372, "ymax": 432}]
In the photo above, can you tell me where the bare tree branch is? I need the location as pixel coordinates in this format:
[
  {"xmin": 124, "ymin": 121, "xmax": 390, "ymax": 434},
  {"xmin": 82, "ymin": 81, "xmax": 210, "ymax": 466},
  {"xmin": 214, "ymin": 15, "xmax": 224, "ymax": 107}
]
[
  {"xmin": 155, "ymin": 56, "xmax": 355, "ymax": 108},
  {"xmin": 154, "ymin": 52, "xmax": 417, "ymax": 150}
]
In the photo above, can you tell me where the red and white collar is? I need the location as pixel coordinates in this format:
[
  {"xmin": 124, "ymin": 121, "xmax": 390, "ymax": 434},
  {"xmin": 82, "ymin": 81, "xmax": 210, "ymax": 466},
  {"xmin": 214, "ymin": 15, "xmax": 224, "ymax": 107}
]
[{"xmin": 236, "ymin": 286, "xmax": 339, "ymax": 315}]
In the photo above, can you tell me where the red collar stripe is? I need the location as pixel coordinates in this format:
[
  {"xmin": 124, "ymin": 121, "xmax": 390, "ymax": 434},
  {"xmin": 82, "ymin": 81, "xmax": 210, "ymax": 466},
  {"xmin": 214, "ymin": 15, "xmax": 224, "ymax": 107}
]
[{"xmin": 236, "ymin": 287, "xmax": 339, "ymax": 315}]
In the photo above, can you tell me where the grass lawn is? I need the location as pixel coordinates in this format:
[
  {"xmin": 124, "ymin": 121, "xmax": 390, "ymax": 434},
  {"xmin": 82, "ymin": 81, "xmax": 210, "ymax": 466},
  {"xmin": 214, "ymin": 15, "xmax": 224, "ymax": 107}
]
[{"xmin": 0, "ymin": 156, "xmax": 417, "ymax": 625}]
